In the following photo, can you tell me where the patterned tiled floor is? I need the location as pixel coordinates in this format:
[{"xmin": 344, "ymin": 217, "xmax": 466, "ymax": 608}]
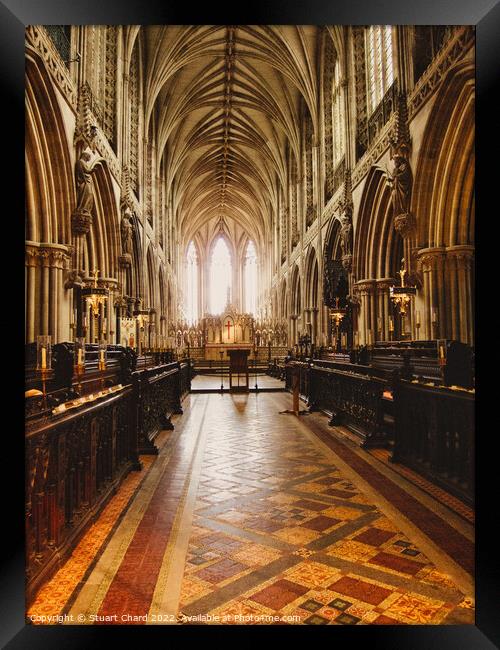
[
  {"xmin": 190, "ymin": 373, "xmax": 284, "ymax": 391},
  {"xmin": 27, "ymin": 392, "xmax": 474, "ymax": 626}
]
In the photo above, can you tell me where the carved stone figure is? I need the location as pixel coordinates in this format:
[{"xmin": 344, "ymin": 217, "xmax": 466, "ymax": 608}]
[
  {"xmin": 388, "ymin": 155, "xmax": 413, "ymax": 218},
  {"xmin": 340, "ymin": 216, "xmax": 353, "ymax": 260},
  {"xmin": 74, "ymin": 150, "xmax": 104, "ymax": 216},
  {"xmin": 121, "ymin": 207, "xmax": 134, "ymax": 255}
]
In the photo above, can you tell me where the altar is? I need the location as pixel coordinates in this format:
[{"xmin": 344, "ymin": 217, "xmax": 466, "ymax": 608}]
[
  {"xmin": 201, "ymin": 303, "xmax": 255, "ymax": 359},
  {"xmin": 205, "ymin": 343, "xmax": 254, "ymax": 361}
]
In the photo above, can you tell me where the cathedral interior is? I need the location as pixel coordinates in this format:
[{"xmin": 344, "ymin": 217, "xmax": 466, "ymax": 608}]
[{"xmin": 25, "ymin": 25, "xmax": 475, "ymax": 626}]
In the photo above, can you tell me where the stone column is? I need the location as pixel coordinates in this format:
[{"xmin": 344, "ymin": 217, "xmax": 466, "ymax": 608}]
[
  {"xmin": 356, "ymin": 280, "xmax": 375, "ymax": 346},
  {"xmin": 449, "ymin": 246, "xmax": 474, "ymax": 345},
  {"xmin": 25, "ymin": 248, "xmax": 38, "ymax": 343},
  {"xmin": 417, "ymin": 248, "xmax": 446, "ymax": 340},
  {"xmin": 376, "ymin": 279, "xmax": 393, "ymax": 342}
]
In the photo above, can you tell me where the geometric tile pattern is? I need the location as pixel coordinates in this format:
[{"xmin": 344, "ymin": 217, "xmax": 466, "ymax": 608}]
[
  {"xmin": 27, "ymin": 393, "xmax": 475, "ymax": 625},
  {"xmin": 367, "ymin": 448, "xmax": 475, "ymax": 525},
  {"xmin": 175, "ymin": 394, "xmax": 474, "ymax": 625}
]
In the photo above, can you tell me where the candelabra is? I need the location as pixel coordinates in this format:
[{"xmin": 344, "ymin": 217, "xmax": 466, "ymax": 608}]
[
  {"xmin": 73, "ymin": 337, "xmax": 86, "ymax": 396},
  {"xmin": 98, "ymin": 341, "xmax": 107, "ymax": 390},
  {"xmin": 390, "ymin": 259, "xmax": 416, "ymax": 338},
  {"xmin": 329, "ymin": 298, "xmax": 347, "ymax": 352},
  {"xmin": 36, "ymin": 335, "xmax": 53, "ymax": 409}
]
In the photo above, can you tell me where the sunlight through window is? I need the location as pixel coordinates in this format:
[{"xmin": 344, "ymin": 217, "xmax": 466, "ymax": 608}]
[
  {"xmin": 186, "ymin": 241, "xmax": 198, "ymax": 324},
  {"xmin": 244, "ymin": 240, "xmax": 257, "ymax": 315},
  {"xmin": 210, "ymin": 236, "xmax": 232, "ymax": 314}
]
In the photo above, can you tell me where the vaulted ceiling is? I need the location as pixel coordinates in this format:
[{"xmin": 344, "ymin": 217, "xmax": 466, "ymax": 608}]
[{"xmin": 125, "ymin": 25, "xmax": 327, "ymax": 255}]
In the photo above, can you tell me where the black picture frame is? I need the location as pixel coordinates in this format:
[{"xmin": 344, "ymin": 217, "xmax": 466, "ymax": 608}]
[{"xmin": 5, "ymin": 0, "xmax": 497, "ymax": 646}]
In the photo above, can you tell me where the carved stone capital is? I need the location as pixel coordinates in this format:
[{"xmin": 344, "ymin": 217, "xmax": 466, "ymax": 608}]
[
  {"xmin": 375, "ymin": 278, "xmax": 396, "ymax": 292},
  {"xmin": 445, "ymin": 245, "xmax": 475, "ymax": 267},
  {"xmin": 99, "ymin": 277, "xmax": 120, "ymax": 291},
  {"xmin": 394, "ymin": 212, "xmax": 416, "ymax": 238},
  {"xmin": 417, "ymin": 247, "xmax": 447, "ymax": 272},
  {"xmin": 25, "ymin": 243, "xmax": 71, "ymax": 269},
  {"xmin": 71, "ymin": 209, "xmax": 93, "ymax": 235},
  {"xmin": 355, "ymin": 279, "xmax": 376, "ymax": 294},
  {"xmin": 25, "ymin": 247, "xmax": 38, "ymax": 267}
]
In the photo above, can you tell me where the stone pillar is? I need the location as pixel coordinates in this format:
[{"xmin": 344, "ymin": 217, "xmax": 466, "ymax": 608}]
[
  {"xmin": 25, "ymin": 242, "xmax": 71, "ymax": 343},
  {"xmin": 375, "ymin": 279, "xmax": 393, "ymax": 342},
  {"xmin": 418, "ymin": 248, "xmax": 446, "ymax": 340},
  {"xmin": 26, "ymin": 248, "xmax": 38, "ymax": 343},
  {"xmin": 449, "ymin": 246, "xmax": 474, "ymax": 345},
  {"xmin": 356, "ymin": 280, "xmax": 376, "ymax": 345}
]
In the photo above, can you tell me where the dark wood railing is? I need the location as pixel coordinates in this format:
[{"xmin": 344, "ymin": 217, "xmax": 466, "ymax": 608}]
[
  {"xmin": 132, "ymin": 361, "xmax": 190, "ymax": 454},
  {"xmin": 392, "ymin": 380, "xmax": 474, "ymax": 505},
  {"xmin": 25, "ymin": 387, "xmax": 138, "ymax": 603},
  {"xmin": 308, "ymin": 363, "xmax": 387, "ymax": 447},
  {"xmin": 25, "ymin": 348, "xmax": 191, "ymax": 604}
]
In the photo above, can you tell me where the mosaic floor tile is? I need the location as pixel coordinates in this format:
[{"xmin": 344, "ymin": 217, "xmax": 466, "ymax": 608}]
[
  {"xmin": 29, "ymin": 393, "xmax": 474, "ymax": 626},
  {"xmin": 249, "ymin": 579, "xmax": 309, "ymax": 610}
]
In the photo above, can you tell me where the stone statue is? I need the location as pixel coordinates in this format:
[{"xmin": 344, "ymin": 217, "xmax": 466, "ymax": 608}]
[
  {"xmin": 121, "ymin": 206, "xmax": 134, "ymax": 255},
  {"xmin": 75, "ymin": 150, "xmax": 102, "ymax": 215},
  {"xmin": 388, "ymin": 155, "xmax": 413, "ymax": 217},
  {"xmin": 340, "ymin": 215, "xmax": 353, "ymax": 259}
]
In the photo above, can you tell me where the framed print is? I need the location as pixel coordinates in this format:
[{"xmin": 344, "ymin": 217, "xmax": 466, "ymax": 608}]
[{"xmin": 3, "ymin": 0, "xmax": 497, "ymax": 646}]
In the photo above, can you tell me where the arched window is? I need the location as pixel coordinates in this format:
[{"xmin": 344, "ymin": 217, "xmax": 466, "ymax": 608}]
[
  {"xmin": 186, "ymin": 241, "xmax": 198, "ymax": 324},
  {"xmin": 210, "ymin": 236, "xmax": 232, "ymax": 314},
  {"xmin": 324, "ymin": 34, "xmax": 345, "ymax": 201},
  {"xmin": 366, "ymin": 26, "xmax": 394, "ymax": 115},
  {"xmin": 244, "ymin": 240, "xmax": 257, "ymax": 315}
]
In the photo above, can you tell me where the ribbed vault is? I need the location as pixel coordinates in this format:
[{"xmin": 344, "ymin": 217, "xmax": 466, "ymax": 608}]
[{"xmin": 129, "ymin": 25, "xmax": 321, "ymax": 255}]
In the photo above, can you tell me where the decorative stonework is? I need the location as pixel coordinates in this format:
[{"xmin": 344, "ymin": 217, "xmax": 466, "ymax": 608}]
[
  {"xmin": 339, "ymin": 169, "xmax": 354, "ymax": 271},
  {"xmin": 280, "ymin": 203, "xmax": 287, "ymax": 264},
  {"xmin": 25, "ymin": 26, "xmax": 77, "ymax": 110},
  {"xmin": 290, "ymin": 157, "xmax": 299, "ymax": 248},
  {"xmin": 417, "ymin": 247, "xmax": 447, "ymax": 272},
  {"xmin": 352, "ymin": 117, "xmax": 395, "ymax": 188},
  {"xmin": 25, "ymin": 242, "xmax": 72, "ymax": 269},
  {"xmin": 129, "ymin": 44, "xmax": 140, "ymax": 195},
  {"xmin": 74, "ymin": 83, "xmax": 121, "ymax": 180},
  {"xmin": 394, "ymin": 213, "xmax": 416, "ymax": 238},
  {"xmin": 353, "ymin": 26, "xmax": 368, "ymax": 160},
  {"xmin": 304, "ymin": 112, "xmax": 314, "ymax": 229},
  {"xmin": 408, "ymin": 27, "xmax": 475, "ymax": 119},
  {"xmin": 71, "ymin": 210, "xmax": 93, "ymax": 236}
]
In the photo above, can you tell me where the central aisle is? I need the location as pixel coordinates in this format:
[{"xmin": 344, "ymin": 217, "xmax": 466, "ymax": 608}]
[{"xmin": 65, "ymin": 393, "xmax": 473, "ymax": 625}]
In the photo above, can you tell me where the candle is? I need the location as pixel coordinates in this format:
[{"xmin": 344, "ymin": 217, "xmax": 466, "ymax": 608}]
[
  {"xmin": 100, "ymin": 350, "xmax": 105, "ymax": 363},
  {"xmin": 377, "ymin": 317, "xmax": 382, "ymax": 332},
  {"xmin": 415, "ymin": 310, "xmax": 421, "ymax": 326},
  {"xmin": 368, "ymin": 330, "xmax": 373, "ymax": 345},
  {"xmin": 78, "ymin": 349, "xmax": 83, "ymax": 366},
  {"xmin": 431, "ymin": 308, "xmax": 438, "ymax": 323},
  {"xmin": 41, "ymin": 347, "xmax": 47, "ymax": 369},
  {"xmin": 439, "ymin": 345, "xmax": 445, "ymax": 359},
  {"xmin": 389, "ymin": 317, "xmax": 394, "ymax": 332}
]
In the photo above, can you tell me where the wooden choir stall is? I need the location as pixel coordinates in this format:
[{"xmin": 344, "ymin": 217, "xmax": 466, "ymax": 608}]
[{"xmin": 24, "ymin": 342, "xmax": 191, "ymax": 604}]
